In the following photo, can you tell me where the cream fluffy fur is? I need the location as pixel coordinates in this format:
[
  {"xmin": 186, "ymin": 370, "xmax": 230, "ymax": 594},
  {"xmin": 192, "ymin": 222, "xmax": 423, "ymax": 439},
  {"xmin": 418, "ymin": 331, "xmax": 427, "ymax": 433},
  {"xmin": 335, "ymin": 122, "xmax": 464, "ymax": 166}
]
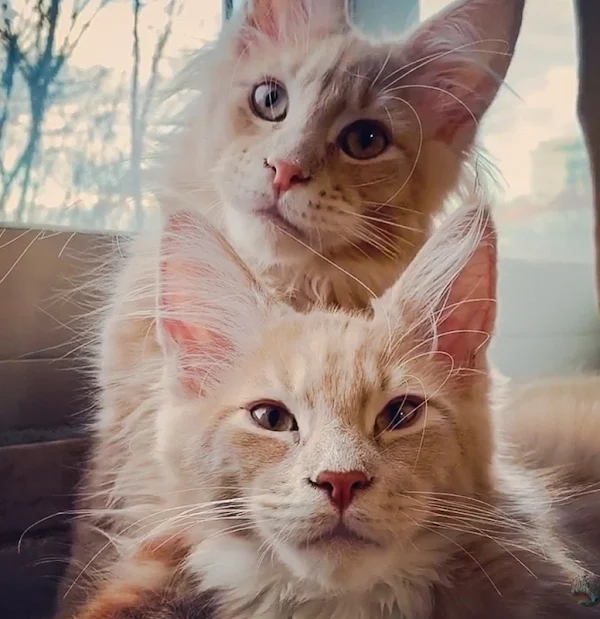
[{"xmin": 62, "ymin": 203, "xmax": 599, "ymax": 619}]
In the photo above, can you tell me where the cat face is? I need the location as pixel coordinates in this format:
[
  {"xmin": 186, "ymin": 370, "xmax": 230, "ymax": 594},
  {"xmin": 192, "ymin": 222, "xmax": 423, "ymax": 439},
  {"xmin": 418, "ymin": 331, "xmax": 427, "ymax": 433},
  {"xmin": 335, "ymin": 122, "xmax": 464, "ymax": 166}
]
[
  {"xmin": 156, "ymin": 203, "xmax": 497, "ymax": 593},
  {"xmin": 214, "ymin": 33, "xmax": 426, "ymax": 267},
  {"xmin": 166, "ymin": 0, "xmax": 523, "ymax": 272}
]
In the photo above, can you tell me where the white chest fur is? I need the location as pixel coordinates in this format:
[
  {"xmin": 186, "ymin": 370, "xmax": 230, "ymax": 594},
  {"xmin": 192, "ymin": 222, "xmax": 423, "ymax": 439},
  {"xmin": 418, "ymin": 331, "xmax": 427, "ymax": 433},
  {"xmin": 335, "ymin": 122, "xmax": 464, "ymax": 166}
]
[{"xmin": 188, "ymin": 536, "xmax": 437, "ymax": 619}]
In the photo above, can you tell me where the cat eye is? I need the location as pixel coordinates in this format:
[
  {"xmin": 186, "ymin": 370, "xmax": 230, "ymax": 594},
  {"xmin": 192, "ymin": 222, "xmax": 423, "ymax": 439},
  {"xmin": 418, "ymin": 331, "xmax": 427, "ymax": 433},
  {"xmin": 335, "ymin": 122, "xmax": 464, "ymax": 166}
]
[
  {"xmin": 338, "ymin": 119, "xmax": 390, "ymax": 160},
  {"xmin": 250, "ymin": 80, "xmax": 288, "ymax": 122},
  {"xmin": 374, "ymin": 395, "xmax": 425, "ymax": 434},
  {"xmin": 249, "ymin": 401, "xmax": 298, "ymax": 432}
]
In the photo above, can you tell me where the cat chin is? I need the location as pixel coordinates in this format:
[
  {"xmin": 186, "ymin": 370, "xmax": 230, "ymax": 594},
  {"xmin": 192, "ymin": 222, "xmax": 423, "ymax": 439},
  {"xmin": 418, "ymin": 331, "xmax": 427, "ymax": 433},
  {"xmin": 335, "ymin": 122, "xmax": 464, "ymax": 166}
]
[
  {"xmin": 189, "ymin": 532, "xmax": 396, "ymax": 595},
  {"xmin": 188, "ymin": 533, "xmax": 439, "ymax": 618},
  {"xmin": 273, "ymin": 537, "xmax": 394, "ymax": 591},
  {"xmin": 222, "ymin": 204, "xmax": 310, "ymax": 267}
]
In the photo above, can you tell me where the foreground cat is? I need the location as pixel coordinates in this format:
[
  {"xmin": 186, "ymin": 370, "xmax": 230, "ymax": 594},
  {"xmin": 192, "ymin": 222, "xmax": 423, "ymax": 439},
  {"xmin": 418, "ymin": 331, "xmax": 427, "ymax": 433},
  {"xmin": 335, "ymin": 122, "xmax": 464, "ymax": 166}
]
[
  {"xmin": 159, "ymin": 0, "xmax": 525, "ymax": 309},
  {"xmin": 64, "ymin": 204, "xmax": 600, "ymax": 618}
]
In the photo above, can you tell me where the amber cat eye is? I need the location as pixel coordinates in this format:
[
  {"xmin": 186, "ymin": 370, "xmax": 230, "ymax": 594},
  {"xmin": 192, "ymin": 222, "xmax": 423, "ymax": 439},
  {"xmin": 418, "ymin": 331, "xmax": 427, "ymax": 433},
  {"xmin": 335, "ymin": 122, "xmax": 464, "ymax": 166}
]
[
  {"xmin": 249, "ymin": 401, "xmax": 298, "ymax": 432},
  {"xmin": 338, "ymin": 119, "xmax": 390, "ymax": 160},
  {"xmin": 374, "ymin": 395, "xmax": 424, "ymax": 434}
]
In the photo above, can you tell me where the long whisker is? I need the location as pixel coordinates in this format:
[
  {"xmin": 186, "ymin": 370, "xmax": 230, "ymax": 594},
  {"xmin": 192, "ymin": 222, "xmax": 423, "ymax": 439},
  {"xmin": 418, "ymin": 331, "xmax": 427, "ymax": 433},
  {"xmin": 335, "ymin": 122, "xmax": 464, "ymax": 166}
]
[
  {"xmin": 272, "ymin": 223, "xmax": 378, "ymax": 301},
  {"xmin": 405, "ymin": 513, "xmax": 503, "ymax": 596},
  {"xmin": 381, "ymin": 95, "xmax": 423, "ymax": 207},
  {"xmin": 381, "ymin": 39, "xmax": 511, "ymax": 93},
  {"xmin": 387, "ymin": 84, "xmax": 478, "ymax": 133},
  {"xmin": 334, "ymin": 208, "xmax": 421, "ymax": 233}
]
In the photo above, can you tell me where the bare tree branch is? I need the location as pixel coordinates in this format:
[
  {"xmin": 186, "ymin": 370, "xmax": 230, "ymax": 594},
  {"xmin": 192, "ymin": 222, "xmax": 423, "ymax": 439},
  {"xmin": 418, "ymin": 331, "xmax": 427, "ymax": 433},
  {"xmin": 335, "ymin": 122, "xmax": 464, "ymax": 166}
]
[
  {"xmin": 0, "ymin": 0, "xmax": 113, "ymax": 214},
  {"xmin": 130, "ymin": 0, "xmax": 142, "ymax": 225}
]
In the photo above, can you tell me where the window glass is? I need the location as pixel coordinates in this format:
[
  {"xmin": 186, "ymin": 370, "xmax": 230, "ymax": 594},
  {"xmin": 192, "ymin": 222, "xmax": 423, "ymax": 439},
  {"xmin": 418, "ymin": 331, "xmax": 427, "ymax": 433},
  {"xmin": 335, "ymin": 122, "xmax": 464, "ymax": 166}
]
[
  {"xmin": 1, "ymin": 0, "xmax": 591, "ymax": 267},
  {"xmin": 0, "ymin": 0, "xmax": 222, "ymax": 231},
  {"xmin": 420, "ymin": 0, "xmax": 592, "ymax": 264}
]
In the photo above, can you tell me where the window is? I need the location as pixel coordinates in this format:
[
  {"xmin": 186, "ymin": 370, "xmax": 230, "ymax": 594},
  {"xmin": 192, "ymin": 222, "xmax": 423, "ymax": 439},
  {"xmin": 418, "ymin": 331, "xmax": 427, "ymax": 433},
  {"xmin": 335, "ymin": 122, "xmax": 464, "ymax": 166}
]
[{"xmin": 0, "ymin": 0, "xmax": 223, "ymax": 231}]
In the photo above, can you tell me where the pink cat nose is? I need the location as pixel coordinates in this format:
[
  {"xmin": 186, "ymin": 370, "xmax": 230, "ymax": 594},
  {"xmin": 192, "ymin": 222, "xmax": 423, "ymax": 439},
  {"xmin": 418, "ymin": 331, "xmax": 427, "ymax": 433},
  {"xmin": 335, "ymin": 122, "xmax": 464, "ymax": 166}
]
[
  {"xmin": 266, "ymin": 158, "xmax": 310, "ymax": 193},
  {"xmin": 313, "ymin": 470, "xmax": 372, "ymax": 512}
]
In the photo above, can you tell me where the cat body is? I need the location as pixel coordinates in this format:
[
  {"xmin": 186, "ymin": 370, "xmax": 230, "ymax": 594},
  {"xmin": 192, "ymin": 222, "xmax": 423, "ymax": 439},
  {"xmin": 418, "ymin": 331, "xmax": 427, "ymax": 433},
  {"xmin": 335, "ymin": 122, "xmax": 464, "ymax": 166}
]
[
  {"xmin": 64, "ymin": 204, "xmax": 600, "ymax": 619},
  {"xmin": 72, "ymin": 537, "xmax": 215, "ymax": 619},
  {"xmin": 501, "ymin": 375, "xmax": 600, "ymax": 482}
]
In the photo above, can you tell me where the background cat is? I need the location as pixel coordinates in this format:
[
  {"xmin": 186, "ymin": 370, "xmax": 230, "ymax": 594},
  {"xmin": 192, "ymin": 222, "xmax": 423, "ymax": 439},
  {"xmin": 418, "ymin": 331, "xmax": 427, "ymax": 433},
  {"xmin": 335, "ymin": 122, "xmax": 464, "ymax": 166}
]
[
  {"xmin": 498, "ymin": 375, "xmax": 600, "ymax": 579},
  {"xmin": 64, "ymin": 203, "xmax": 599, "ymax": 619},
  {"xmin": 157, "ymin": 0, "xmax": 525, "ymax": 309}
]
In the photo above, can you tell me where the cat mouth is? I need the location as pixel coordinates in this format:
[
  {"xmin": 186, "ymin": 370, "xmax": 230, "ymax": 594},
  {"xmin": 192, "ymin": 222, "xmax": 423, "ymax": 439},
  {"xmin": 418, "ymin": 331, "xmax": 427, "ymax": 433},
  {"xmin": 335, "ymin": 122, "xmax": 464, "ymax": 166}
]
[
  {"xmin": 302, "ymin": 523, "xmax": 379, "ymax": 548},
  {"xmin": 257, "ymin": 206, "xmax": 306, "ymax": 240}
]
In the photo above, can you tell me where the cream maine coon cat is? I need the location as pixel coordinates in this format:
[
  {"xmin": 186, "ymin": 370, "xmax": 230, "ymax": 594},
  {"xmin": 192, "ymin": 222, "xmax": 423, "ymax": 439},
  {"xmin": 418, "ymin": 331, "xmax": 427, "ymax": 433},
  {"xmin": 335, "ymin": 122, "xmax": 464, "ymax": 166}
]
[
  {"xmin": 158, "ymin": 0, "xmax": 524, "ymax": 309},
  {"xmin": 55, "ymin": 0, "xmax": 532, "ymax": 614},
  {"xmin": 67, "ymin": 204, "xmax": 600, "ymax": 619}
]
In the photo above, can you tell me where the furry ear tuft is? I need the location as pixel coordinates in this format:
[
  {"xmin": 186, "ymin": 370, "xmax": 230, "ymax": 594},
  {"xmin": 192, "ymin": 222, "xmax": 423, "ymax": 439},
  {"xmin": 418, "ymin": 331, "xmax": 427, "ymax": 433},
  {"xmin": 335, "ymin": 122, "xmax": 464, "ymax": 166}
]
[
  {"xmin": 374, "ymin": 201, "xmax": 497, "ymax": 372},
  {"xmin": 158, "ymin": 211, "xmax": 267, "ymax": 396}
]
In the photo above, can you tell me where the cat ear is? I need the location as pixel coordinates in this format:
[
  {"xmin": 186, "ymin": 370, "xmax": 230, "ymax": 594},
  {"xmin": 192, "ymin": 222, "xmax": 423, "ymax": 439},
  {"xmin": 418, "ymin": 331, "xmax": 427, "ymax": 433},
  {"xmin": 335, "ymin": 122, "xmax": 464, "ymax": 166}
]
[
  {"xmin": 373, "ymin": 202, "xmax": 497, "ymax": 371},
  {"xmin": 237, "ymin": 0, "xmax": 349, "ymax": 45},
  {"xmin": 158, "ymin": 211, "xmax": 268, "ymax": 396},
  {"xmin": 399, "ymin": 0, "xmax": 524, "ymax": 152}
]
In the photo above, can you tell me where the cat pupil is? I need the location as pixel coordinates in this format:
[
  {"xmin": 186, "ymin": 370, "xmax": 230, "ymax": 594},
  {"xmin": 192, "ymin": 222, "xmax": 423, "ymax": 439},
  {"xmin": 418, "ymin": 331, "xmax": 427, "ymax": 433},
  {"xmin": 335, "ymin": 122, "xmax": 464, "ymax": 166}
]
[
  {"xmin": 265, "ymin": 89, "xmax": 278, "ymax": 108},
  {"xmin": 375, "ymin": 396, "xmax": 423, "ymax": 434},
  {"xmin": 359, "ymin": 129, "xmax": 375, "ymax": 149},
  {"xmin": 391, "ymin": 404, "xmax": 410, "ymax": 427},
  {"xmin": 267, "ymin": 407, "xmax": 281, "ymax": 428}
]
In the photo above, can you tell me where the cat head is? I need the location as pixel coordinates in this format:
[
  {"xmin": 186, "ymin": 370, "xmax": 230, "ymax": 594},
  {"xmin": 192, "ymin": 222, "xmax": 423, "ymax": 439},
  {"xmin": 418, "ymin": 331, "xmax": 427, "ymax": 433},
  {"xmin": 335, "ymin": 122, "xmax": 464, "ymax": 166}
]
[
  {"xmin": 155, "ymin": 201, "xmax": 497, "ymax": 596},
  {"xmin": 164, "ymin": 0, "xmax": 521, "ymax": 277}
]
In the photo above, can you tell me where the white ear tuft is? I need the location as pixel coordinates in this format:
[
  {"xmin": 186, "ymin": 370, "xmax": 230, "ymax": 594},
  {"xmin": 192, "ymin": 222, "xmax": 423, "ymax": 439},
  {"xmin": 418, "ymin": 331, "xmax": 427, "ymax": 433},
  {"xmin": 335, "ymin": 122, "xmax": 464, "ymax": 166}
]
[
  {"xmin": 373, "ymin": 201, "xmax": 497, "ymax": 371},
  {"xmin": 158, "ymin": 211, "xmax": 267, "ymax": 396},
  {"xmin": 397, "ymin": 0, "xmax": 524, "ymax": 151}
]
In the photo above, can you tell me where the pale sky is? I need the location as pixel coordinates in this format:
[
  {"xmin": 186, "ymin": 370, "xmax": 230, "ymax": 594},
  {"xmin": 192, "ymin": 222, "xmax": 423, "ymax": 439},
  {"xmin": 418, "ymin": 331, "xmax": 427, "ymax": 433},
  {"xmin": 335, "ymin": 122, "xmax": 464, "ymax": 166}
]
[{"xmin": 69, "ymin": 0, "xmax": 223, "ymax": 77}]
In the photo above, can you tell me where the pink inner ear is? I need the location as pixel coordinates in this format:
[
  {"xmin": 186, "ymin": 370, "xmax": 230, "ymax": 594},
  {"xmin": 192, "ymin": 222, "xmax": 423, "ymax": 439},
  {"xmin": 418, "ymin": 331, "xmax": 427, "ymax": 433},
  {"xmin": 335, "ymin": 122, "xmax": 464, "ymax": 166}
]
[
  {"xmin": 158, "ymin": 210, "xmax": 266, "ymax": 398},
  {"xmin": 432, "ymin": 74, "xmax": 498, "ymax": 144},
  {"xmin": 397, "ymin": 0, "xmax": 523, "ymax": 150},
  {"xmin": 434, "ymin": 110, "xmax": 470, "ymax": 144},
  {"xmin": 235, "ymin": 0, "xmax": 347, "ymax": 51},
  {"xmin": 159, "ymin": 227, "xmax": 234, "ymax": 395},
  {"xmin": 162, "ymin": 317, "xmax": 234, "ymax": 396},
  {"xmin": 435, "ymin": 236, "xmax": 497, "ymax": 369},
  {"xmin": 237, "ymin": 0, "xmax": 282, "ymax": 50}
]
